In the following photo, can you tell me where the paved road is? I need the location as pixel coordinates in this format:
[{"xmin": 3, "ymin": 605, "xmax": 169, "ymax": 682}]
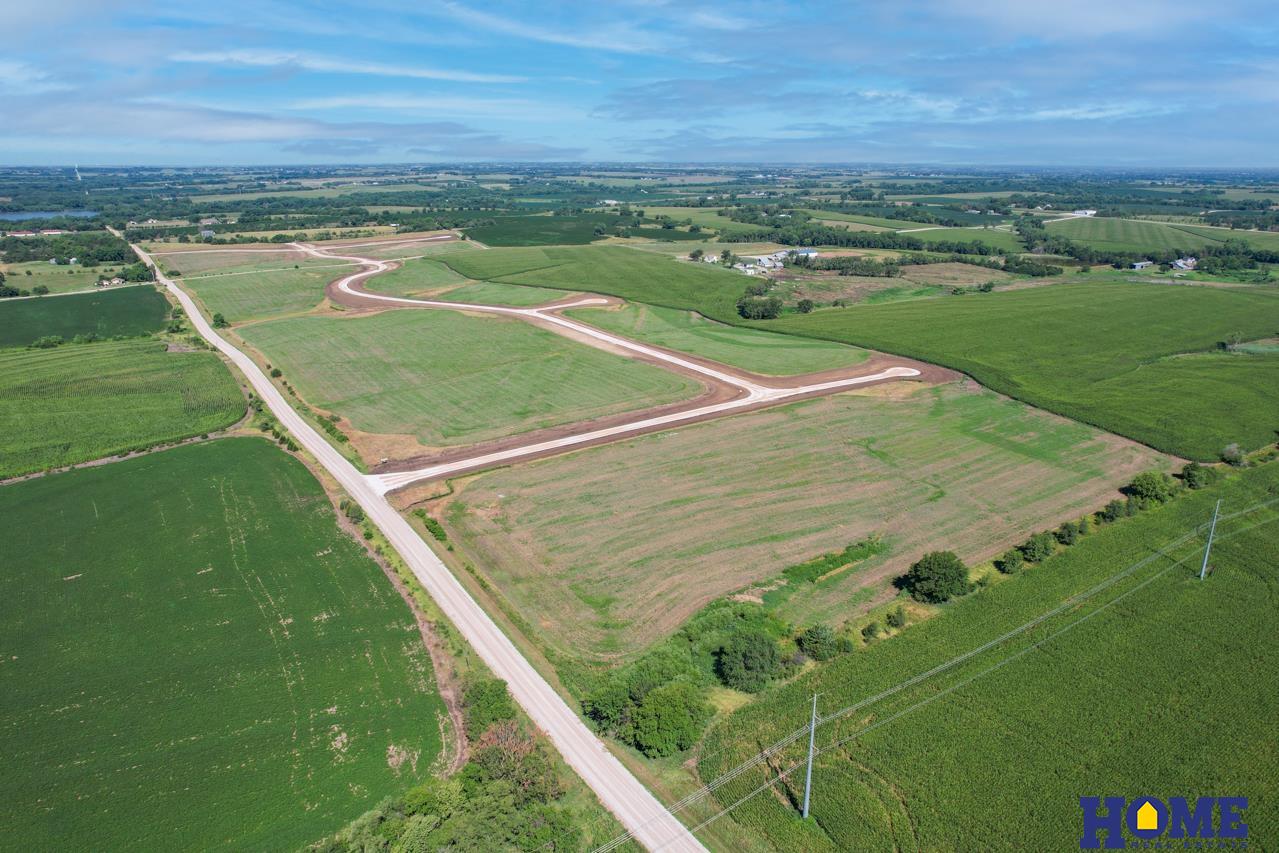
[{"xmin": 131, "ymin": 239, "xmax": 706, "ymax": 853}]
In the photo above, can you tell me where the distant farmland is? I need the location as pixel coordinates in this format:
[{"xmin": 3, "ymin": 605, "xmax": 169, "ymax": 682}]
[
  {"xmin": 768, "ymin": 281, "xmax": 1279, "ymax": 459},
  {"xmin": 0, "ymin": 438, "xmax": 445, "ymax": 850},
  {"xmin": 0, "ymin": 339, "xmax": 244, "ymax": 479},
  {"xmin": 0, "ymin": 286, "xmax": 169, "ymax": 348}
]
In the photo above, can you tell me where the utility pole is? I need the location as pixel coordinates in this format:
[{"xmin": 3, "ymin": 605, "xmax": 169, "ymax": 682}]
[
  {"xmin": 1200, "ymin": 499, "xmax": 1222, "ymax": 581},
  {"xmin": 802, "ymin": 694, "xmax": 818, "ymax": 819}
]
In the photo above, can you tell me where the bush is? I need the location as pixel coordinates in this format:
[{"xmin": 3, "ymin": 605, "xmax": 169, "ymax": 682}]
[
  {"xmin": 1055, "ymin": 521, "xmax": 1079, "ymax": 546},
  {"xmin": 997, "ymin": 548, "xmax": 1024, "ymax": 574},
  {"xmin": 1182, "ymin": 461, "xmax": 1211, "ymax": 489},
  {"xmin": 886, "ymin": 605, "xmax": 907, "ymax": 629},
  {"xmin": 1126, "ymin": 471, "xmax": 1178, "ymax": 504},
  {"xmin": 28, "ymin": 335, "xmax": 65, "ymax": 349},
  {"xmin": 902, "ymin": 550, "xmax": 969, "ymax": 603},
  {"xmin": 462, "ymin": 678, "xmax": 517, "ymax": 741},
  {"xmin": 1100, "ymin": 499, "xmax": 1127, "ymax": 523},
  {"xmin": 861, "ymin": 621, "xmax": 882, "ymax": 641},
  {"xmin": 1020, "ymin": 532, "xmax": 1056, "ymax": 562},
  {"xmin": 1221, "ymin": 443, "xmax": 1245, "ymax": 465},
  {"xmin": 629, "ymin": 681, "xmax": 710, "ymax": 757},
  {"xmin": 212, "ymin": 312, "xmax": 229, "ymax": 328},
  {"xmin": 798, "ymin": 624, "xmax": 838, "ymax": 661},
  {"xmin": 718, "ymin": 629, "xmax": 781, "ymax": 692},
  {"xmin": 796, "ymin": 298, "xmax": 815, "ymax": 314},
  {"xmin": 269, "ymin": 367, "xmax": 282, "ymax": 378}
]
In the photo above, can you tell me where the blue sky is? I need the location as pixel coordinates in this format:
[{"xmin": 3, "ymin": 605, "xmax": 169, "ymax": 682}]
[{"xmin": 2, "ymin": 0, "xmax": 1277, "ymax": 166}]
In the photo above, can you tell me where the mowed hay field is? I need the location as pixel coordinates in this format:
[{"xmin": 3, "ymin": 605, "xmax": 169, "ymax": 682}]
[
  {"xmin": 0, "ymin": 339, "xmax": 244, "ymax": 479},
  {"xmin": 237, "ymin": 308, "xmax": 701, "ymax": 451},
  {"xmin": 699, "ymin": 463, "xmax": 1279, "ymax": 850},
  {"xmin": 565, "ymin": 302, "xmax": 868, "ymax": 375},
  {"xmin": 442, "ymin": 382, "xmax": 1164, "ymax": 661},
  {"xmin": 786, "ymin": 262, "xmax": 1016, "ymax": 305},
  {"xmin": 769, "ymin": 281, "xmax": 1279, "ymax": 459},
  {"xmin": 0, "ymin": 286, "xmax": 169, "ymax": 348},
  {"xmin": 0, "ymin": 438, "xmax": 445, "ymax": 851},
  {"xmin": 442, "ymin": 245, "xmax": 747, "ymax": 322},
  {"xmin": 181, "ymin": 264, "xmax": 344, "ymax": 324},
  {"xmin": 1044, "ymin": 216, "xmax": 1279, "ymax": 253},
  {"xmin": 367, "ymin": 256, "xmax": 572, "ymax": 305}
]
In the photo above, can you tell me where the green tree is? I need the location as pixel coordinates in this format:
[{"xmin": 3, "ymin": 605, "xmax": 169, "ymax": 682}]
[
  {"xmin": 1020, "ymin": 532, "xmax": 1056, "ymax": 562},
  {"xmin": 1182, "ymin": 461, "xmax": 1211, "ymax": 489},
  {"xmin": 718, "ymin": 629, "xmax": 781, "ymax": 691},
  {"xmin": 462, "ymin": 678, "xmax": 517, "ymax": 741},
  {"xmin": 903, "ymin": 551, "xmax": 969, "ymax": 603},
  {"xmin": 798, "ymin": 624, "xmax": 837, "ymax": 661},
  {"xmin": 997, "ymin": 548, "xmax": 1024, "ymax": 574},
  {"xmin": 211, "ymin": 313, "xmax": 229, "ymax": 328},
  {"xmin": 796, "ymin": 298, "xmax": 815, "ymax": 313},
  {"xmin": 1126, "ymin": 471, "xmax": 1177, "ymax": 504},
  {"xmin": 629, "ymin": 681, "xmax": 710, "ymax": 757},
  {"xmin": 1055, "ymin": 521, "xmax": 1079, "ymax": 546}
]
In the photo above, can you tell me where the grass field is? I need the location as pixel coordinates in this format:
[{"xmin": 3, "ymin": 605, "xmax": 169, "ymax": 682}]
[
  {"xmin": 441, "ymin": 245, "xmax": 746, "ymax": 322},
  {"xmin": 145, "ymin": 247, "xmax": 314, "ymax": 274},
  {"xmin": 797, "ymin": 209, "xmax": 938, "ymax": 230},
  {"xmin": 0, "ymin": 438, "xmax": 445, "ymax": 851},
  {"xmin": 442, "ymin": 382, "xmax": 1163, "ymax": 662},
  {"xmin": 565, "ymin": 302, "xmax": 867, "ymax": 375},
  {"xmin": 465, "ymin": 213, "xmax": 707, "ymax": 247},
  {"xmin": 0, "ymin": 286, "xmax": 169, "ymax": 348},
  {"xmin": 768, "ymin": 282, "xmax": 1279, "ymax": 459},
  {"xmin": 365, "ymin": 257, "xmax": 574, "ymax": 305},
  {"xmin": 238, "ymin": 308, "xmax": 700, "ymax": 451},
  {"xmin": 1046, "ymin": 216, "xmax": 1220, "ymax": 253},
  {"xmin": 0, "ymin": 339, "xmax": 244, "ymax": 479},
  {"xmin": 359, "ymin": 237, "xmax": 479, "ymax": 261},
  {"xmin": 630, "ymin": 206, "xmax": 762, "ymax": 235},
  {"xmin": 699, "ymin": 461, "xmax": 1279, "ymax": 850},
  {"xmin": 784, "ymin": 263, "xmax": 1016, "ymax": 305},
  {"xmin": 1, "ymin": 260, "xmax": 135, "ymax": 294},
  {"xmin": 905, "ymin": 226, "xmax": 1026, "ymax": 253},
  {"xmin": 182, "ymin": 265, "xmax": 338, "ymax": 324}
]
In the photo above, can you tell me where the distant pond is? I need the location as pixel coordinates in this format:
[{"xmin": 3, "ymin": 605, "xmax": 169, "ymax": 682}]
[{"xmin": 0, "ymin": 210, "xmax": 99, "ymax": 221}]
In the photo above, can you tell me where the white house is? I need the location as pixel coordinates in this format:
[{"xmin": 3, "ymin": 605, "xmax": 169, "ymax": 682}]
[
  {"xmin": 1073, "ymin": 210, "xmax": 1098, "ymax": 217},
  {"xmin": 1132, "ymin": 260, "xmax": 1154, "ymax": 270},
  {"xmin": 1172, "ymin": 257, "xmax": 1198, "ymax": 270}
]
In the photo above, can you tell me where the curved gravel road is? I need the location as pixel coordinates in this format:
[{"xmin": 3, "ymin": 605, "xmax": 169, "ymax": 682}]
[{"xmin": 130, "ymin": 237, "xmax": 707, "ymax": 853}]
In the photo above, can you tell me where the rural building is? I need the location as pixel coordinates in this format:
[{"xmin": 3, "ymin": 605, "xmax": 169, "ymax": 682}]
[
  {"xmin": 4, "ymin": 230, "xmax": 37, "ymax": 237},
  {"xmin": 200, "ymin": 229, "xmax": 215, "ymax": 239},
  {"xmin": 1173, "ymin": 257, "xmax": 1198, "ymax": 270},
  {"xmin": 40, "ymin": 229, "xmax": 64, "ymax": 235},
  {"xmin": 1132, "ymin": 260, "xmax": 1154, "ymax": 270},
  {"xmin": 794, "ymin": 248, "xmax": 819, "ymax": 258},
  {"xmin": 1072, "ymin": 209, "xmax": 1098, "ymax": 217}
]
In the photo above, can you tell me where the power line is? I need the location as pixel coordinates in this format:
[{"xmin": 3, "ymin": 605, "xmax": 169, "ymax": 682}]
[
  {"xmin": 591, "ymin": 494, "xmax": 1279, "ymax": 852},
  {"xmin": 644, "ymin": 500, "xmax": 1279, "ymax": 847}
]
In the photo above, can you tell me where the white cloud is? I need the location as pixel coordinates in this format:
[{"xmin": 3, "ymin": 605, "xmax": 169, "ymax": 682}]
[
  {"xmin": 168, "ymin": 48, "xmax": 524, "ymax": 83},
  {"xmin": 433, "ymin": 2, "xmax": 667, "ymax": 54},
  {"xmin": 0, "ymin": 60, "xmax": 73, "ymax": 94},
  {"xmin": 291, "ymin": 94, "xmax": 582, "ymax": 120}
]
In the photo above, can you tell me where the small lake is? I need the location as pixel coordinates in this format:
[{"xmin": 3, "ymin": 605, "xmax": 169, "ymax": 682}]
[{"xmin": 0, "ymin": 210, "xmax": 99, "ymax": 221}]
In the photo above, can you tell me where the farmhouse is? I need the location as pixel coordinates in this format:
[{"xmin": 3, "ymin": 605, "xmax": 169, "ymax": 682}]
[
  {"xmin": 1172, "ymin": 257, "xmax": 1198, "ymax": 270},
  {"xmin": 1132, "ymin": 260, "xmax": 1154, "ymax": 270},
  {"xmin": 5, "ymin": 230, "xmax": 37, "ymax": 237},
  {"xmin": 199, "ymin": 229, "xmax": 215, "ymax": 239}
]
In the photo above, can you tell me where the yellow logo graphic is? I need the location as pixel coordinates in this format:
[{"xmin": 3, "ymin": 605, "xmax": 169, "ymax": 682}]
[{"xmin": 1136, "ymin": 801, "xmax": 1159, "ymax": 831}]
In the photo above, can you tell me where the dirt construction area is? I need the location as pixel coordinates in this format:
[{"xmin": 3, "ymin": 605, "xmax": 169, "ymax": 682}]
[{"xmin": 433, "ymin": 380, "xmax": 1168, "ymax": 663}]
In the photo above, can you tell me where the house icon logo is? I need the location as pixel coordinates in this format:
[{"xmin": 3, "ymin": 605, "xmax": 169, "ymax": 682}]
[
  {"xmin": 1134, "ymin": 800, "xmax": 1159, "ymax": 832},
  {"xmin": 1079, "ymin": 796, "xmax": 1248, "ymax": 848}
]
